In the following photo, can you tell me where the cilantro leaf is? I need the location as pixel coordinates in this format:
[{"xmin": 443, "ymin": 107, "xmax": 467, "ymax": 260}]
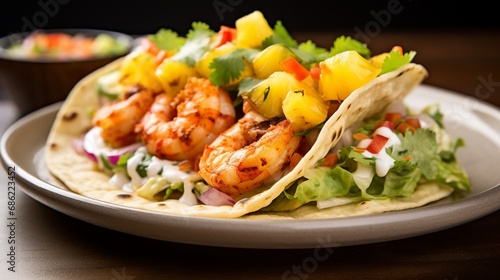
[
  {"xmin": 208, "ymin": 48, "xmax": 258, "ymax": 86},
  {"xmin": 298, "ymin": 40, "xmax": 329, "ymax": 61},
  {"xmin": 170, "ymin": 22, "xmax": 215, "ymax": 67},
  {"xmin": 348, "ymin": 148, "xmax": 376, "ymax": 166},
  {"xmin": 289, "ymin": 40, "xmax": 330, "ymax": 65},
  {"xmin": 186, "ymin": 21, "xmax": 215, "ymax": 40},
  {"xmin": 329, "ymin": 36, "xmax": 371, "ymax": 59},
  {"xmin": 262, "ymin": 20, "xmax": 298, "ymax": 48},
  {"xmin": 147, "ymin": 29, "xmax": 185, "ymax": 52},
  {"xmin": 237, "ymin": 77, "xmax": 263, "ymax": 97},
  {"xmin": 379, "ymin": 50, "xmax": 416, "ymax": 75}
]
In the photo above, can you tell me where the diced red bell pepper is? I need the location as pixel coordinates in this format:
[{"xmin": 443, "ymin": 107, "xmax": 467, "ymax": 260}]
[
  {"xmin": 396, "ymin": 122, "xmax": 416, "ymax": 135},
  {"xmin": 280, "ymin": 57, "xmax": 310, "ymax": 81},
  {"xmin": 366, "ymin": 134, "xmax": 389, "ymax": 154},
  {"xmin": 374, "ymin": 120, "xmax": 396, "ymax": 131},
  {"xmin": 141, "ymin": 37, "xmax": 160, "ymax": 55},
  {"xmin": 213, "ymin": 26, "xmax": 237, "ymax": 48},
  {"xmin": 384, "ymin": 112, "xmax": 402, "ymax": 123},
  {"xmin": 155, "ymin": 50, "xmax": 168, "ymax": 65}
]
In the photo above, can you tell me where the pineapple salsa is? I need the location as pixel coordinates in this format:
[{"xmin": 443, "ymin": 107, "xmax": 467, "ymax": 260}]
[
  {"xmin": 99, "ymin": 10, "xmax": 416, "ymax": 133},
  {"xmin": 89, "ymin": 10, "xmax": 468, "ymax": 205}
]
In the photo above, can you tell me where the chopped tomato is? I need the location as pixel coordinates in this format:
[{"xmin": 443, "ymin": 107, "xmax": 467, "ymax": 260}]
[
  {"xmin": 374, "ymin": 120, "xmax": 396, "ymax": 131},
  {"xmin": 384, "ymin": 112, "xmax": 401, "ymax": 123},
  {"xmin": 353, "ymin": 132, "xmax": 370, "ymax": 141},
  {"xmin": 309, "ymin": 66, "xmax": 321, "ymax": 80},
  {"xmin": 141, "ymin": 37, "xmax": 160, "ymax": 55},
  {"xmin": 353, "ymin": 147, "xmax": 366, "ymax": 153},
  {"xmin": 404, "ymin": 117, "xmax": 421, "ymax": 129},
  {"xmin": 43, "ymin": 33, "xmax": 71, "ymax": 48},
  {"xmin": 280, "ymin": 57, "xmax": 310, "ymax": 81},
  {"xmin": 322, "ymin": 153, "xmax": 338, "ymax": 167},
  {"xmin": 396, "ymin": 122, "xmax": 416, "ymax": 135},
  {"xmin": 366, "ymin": 134, "xmax": 389, "ymax": 154}
]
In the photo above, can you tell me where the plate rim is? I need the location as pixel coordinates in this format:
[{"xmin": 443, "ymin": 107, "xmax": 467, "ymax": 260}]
[{"xmin": 2, "ymin": 84, "xmax": 500, "ymax": 249}]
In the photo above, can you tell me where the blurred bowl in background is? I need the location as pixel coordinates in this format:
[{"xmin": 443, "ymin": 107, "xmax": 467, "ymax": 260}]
[{"xmin": 0, "ymin": 29, "xmax": 133, "ymax": 116}]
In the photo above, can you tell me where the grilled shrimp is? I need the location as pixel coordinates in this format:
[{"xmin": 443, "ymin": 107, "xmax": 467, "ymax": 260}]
[
  {"xmin": 198, "ymin": 111, "xmax": 302, "ymax": 198},
  {"xmin": 137, "ymin": 77, "xmax": 236, "ymax": 161},
  {"xmin": 92, "ymin": 89, "xmax": 156, "ymax": 147}
]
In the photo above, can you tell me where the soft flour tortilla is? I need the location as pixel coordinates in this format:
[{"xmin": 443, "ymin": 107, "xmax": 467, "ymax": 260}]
[{"xmin": 45, "ymin": 59, "xmax": 452, "ymax": 219}]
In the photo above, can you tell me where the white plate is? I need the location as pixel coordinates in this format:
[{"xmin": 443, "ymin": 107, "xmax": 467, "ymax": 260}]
[{"xmin": 1, "ymin": 84, "xmax": 500, "ymax": 249}]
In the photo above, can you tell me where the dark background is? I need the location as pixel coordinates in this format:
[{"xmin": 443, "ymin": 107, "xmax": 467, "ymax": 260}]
[{"xmin": 1, "ymin": 0, "xmax": 498, "ymax": 39}]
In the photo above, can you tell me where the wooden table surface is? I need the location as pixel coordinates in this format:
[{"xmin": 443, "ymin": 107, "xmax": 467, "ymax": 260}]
[{"xmin": 1, "ymin": 29, "xmax": 500, "ymax": 280}]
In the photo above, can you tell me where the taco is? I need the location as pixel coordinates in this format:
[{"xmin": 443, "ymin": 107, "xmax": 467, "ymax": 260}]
[{"xmin": 44, "ymin": 11, "xmax": 470, "ymax": 219}]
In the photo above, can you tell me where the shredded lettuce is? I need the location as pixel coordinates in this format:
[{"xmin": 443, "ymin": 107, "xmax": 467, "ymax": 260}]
[
  {"xmin": 135, "ymin": 177, "xmax": 184, "ymax": 200},
  {"xmin": 287, "ymin": 104, "xmax": 471, "ymax": 208},
  {"xmin": 136, "ymin": 177, "xmax": 170, "ymax": 200}
]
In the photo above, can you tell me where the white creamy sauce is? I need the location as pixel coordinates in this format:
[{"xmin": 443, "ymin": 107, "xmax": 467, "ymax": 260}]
[
  {"xmin": 360, "ymin": 126, "xmax": 401, "ymax": 177},
  {"xmin": 84, "ymin": 127, "xmax": 109, "ymax": 170},
  {"xmin": 109, "ymin": 147, "xmax": 200, "ymax": 206},
  {"xmin": 109, "ymin": 172, "xmax": 133, "ymax": 193},
  {"xmin": 126, "ymin": 150, "xmax": 147, "ymax": 187}
]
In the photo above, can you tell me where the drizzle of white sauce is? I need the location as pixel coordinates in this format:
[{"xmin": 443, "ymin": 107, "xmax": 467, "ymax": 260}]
[
  {"xmin": 360, "ymin": 126, "xmax": 401, "ymax": 177},
  {"xmin": 107, "ymin": 147, "xmax": 201, "ymax": 206}
]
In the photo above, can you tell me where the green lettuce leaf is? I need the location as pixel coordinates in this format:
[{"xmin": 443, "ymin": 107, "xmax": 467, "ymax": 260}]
[{"xmin": 294, "ymin": 166, "xmax": 359, "ymax": 204}]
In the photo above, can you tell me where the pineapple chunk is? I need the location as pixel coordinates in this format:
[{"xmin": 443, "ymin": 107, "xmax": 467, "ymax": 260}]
[
  {"xmin": 156, "ymin": 59, "xmax": 197, "ymax": 97},
  {"xmin": 370, "ymin": 52, "xmax": 390, "ymax": 68},
  {"xmin": 252, "ymin": 44, "xmax": 298, "ymax": 79},
  {"xmin": 234, "ymin": 11, "xmax": 273, "ymax": 49},
  {"xmin": 195, "ymin": 42, "xmax": 253, "ymax": 87},
  {"xmin": 119, "ymin": 50, "xmax": 163, "ymax": 93},
  {"xmin": 319, "ymin": 50, "xmax": 381, "ymax": 101},
  {"xmin": 240, "ymin": 72, "xmax": 304, "ymax": 119},
  {"xmin": 283, "ymin": 87, "xmax": 328, "ymax": 132}
]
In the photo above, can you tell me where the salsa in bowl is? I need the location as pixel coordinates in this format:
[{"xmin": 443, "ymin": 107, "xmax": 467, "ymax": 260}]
[
  {"xmin": 0, "ymin": 29, "xmax": 133, "ymax": 116},
  {"xmin": 0, "ymin": 29, "xmax": 132, "ymax": 62}
]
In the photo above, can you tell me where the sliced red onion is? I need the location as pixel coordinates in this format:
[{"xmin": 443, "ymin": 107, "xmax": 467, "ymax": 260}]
[
  {"xmin": 82, "ymin": 127, "xmax": 143, "ymax": 165},
  {"xmin": 198, "ymin": 188, "xmax": 235, "ymax": 206},
  {"xmin": 71, "ymin": 136, "xmax": 85, "ymax": 156}
]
